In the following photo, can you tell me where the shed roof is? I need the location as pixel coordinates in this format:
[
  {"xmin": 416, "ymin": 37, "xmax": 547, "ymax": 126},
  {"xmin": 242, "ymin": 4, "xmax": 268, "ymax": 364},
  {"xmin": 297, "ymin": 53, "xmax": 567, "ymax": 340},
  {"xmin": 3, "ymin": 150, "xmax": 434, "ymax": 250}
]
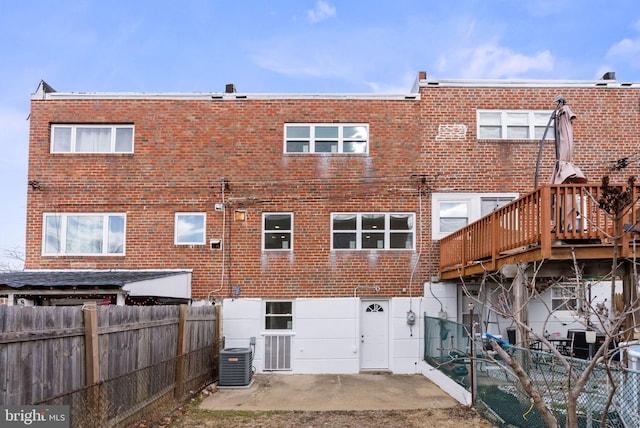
[{"xmin": 0, "ymin": 270, "xmax": 190, "ymax": 289}]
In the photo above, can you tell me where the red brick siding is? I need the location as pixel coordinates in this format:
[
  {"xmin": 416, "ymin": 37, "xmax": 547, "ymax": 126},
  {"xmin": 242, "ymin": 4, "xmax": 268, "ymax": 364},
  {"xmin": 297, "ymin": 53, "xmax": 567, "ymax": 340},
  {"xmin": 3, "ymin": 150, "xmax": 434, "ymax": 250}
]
[{"xmin": 25, "ymin": 84, "xmax": 640, "ymax": 299}]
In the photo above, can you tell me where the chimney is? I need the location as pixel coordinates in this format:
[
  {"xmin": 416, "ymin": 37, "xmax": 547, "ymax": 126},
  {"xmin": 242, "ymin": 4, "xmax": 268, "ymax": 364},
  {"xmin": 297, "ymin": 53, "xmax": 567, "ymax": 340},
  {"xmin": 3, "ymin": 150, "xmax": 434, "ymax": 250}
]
[
  {"xmin": 602, "ymin": 71, "xmax": 616, "ymax": 80},
  {"xmin": 225, "ymin": 83, "xmax": 237, "ymax": 93}
]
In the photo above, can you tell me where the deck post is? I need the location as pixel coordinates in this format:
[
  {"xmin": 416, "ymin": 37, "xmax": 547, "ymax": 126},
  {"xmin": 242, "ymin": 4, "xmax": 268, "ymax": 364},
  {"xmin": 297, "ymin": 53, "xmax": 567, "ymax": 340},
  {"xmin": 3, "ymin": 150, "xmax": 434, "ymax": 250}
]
[
  {"xmin": 540, "ymin": 186, "xmax": 552, "ymax": 258},
  {"xmin": 491, "ymin": 210, "xmax": 499, "ymax": 268},
  {"xmin": 461, "ymin": 230, "xmax": 468, "ymax": 277}
]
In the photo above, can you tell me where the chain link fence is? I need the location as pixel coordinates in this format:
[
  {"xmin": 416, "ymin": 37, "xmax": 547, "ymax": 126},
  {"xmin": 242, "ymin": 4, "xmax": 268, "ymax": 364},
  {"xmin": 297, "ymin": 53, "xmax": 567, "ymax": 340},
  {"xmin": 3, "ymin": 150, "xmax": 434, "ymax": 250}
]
[
  {"xmin": 424, "ymin": 316, "xmax": 640, "ymax": 428},
  {"xmin": 34, "ymin": 345, "xmax": 216, "ymax": 428}
]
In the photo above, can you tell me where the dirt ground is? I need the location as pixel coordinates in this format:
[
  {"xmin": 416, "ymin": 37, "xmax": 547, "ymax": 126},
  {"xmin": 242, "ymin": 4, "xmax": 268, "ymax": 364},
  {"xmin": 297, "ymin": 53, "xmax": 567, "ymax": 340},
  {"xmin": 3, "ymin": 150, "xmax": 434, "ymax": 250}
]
[{"xmin": 163, "ymin": 402, "xmax": 494, "ymax": 428}]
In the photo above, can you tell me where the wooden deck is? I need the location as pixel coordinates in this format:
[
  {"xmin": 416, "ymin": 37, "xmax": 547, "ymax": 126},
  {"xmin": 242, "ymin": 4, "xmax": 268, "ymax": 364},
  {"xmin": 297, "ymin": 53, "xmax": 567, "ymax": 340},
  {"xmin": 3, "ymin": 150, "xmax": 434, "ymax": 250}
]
[{"xmin": 439, "ymin": 184, "xmax": 640, "ymax": 280}]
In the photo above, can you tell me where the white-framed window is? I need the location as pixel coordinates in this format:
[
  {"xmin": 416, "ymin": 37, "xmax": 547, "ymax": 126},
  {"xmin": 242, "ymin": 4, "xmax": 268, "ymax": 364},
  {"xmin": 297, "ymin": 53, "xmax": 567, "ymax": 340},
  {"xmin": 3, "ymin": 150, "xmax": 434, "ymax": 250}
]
[
  {"xmin": 432, "ymin": 193, "xmax": 518, "ymax": 239},
  {"xmin": 265, "ymin": 301, "xmax": 293, "ymax": 330},
  {"xmin": 51, "ymin": 124, "xmax": 134, "ymax": 153},
  {"xmin": 43, "ymin": 213, "xmax": 125, "ymax": 255},
  {"xmin": 439, "ymin": 202, "xmax": 469, "ymax": 234},
  {"xmin": 481, "ymin": 197, "xmax": 514, "ymax": 216},
  {"xmin": 477, "ymin": 110, "xmax": 553, "ymax": 140},
  {"xmin": 175, "ymin": 213, "xmax": 206, "ymax": 245},
  {"xmin": 284, "ymin": 124, "xmax": 368, "ymax": 154},
  {"xmin": 331, "ymin": 213, "xmax": 414, "ymax": 250},
  {"xmin": 263, "ymin": 213, "xmax": 293, "ymax": 250},
  {"xmin": 551, "ymin": 284, "xmax": 577, "ymax": 311}
]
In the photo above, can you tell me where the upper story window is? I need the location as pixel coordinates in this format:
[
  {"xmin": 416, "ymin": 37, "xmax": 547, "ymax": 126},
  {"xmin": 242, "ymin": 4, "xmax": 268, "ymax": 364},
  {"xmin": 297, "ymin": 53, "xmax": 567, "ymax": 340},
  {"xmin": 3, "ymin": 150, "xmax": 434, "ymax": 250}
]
[
  {"xmin": 284, "ymin": 124, "xmax": 368, "ymax": 154},
  {"xmin": 263, "ymin": 213, "xmax": 293, "ymax": 250},
  {"xmin": 175, "ymin": 213, "xmax": 206, "ymax": 245},
  {"xmin": 432, "ymin": 193, "xmax": 518, "ymax": 239},
  {"xmin": 477, "ymin": 110, "xmax": 553, "ymax": 140},
  {"xmin": 51, "ymin": 124, "xmax": 134, "ymax": 153},
  {"xmin": 43, "ymin": 213, "xmax": 125, "ymax": 255},
  {"xmin": 331, "ymin": 213, "xmax": 414, "ymax": 250}
]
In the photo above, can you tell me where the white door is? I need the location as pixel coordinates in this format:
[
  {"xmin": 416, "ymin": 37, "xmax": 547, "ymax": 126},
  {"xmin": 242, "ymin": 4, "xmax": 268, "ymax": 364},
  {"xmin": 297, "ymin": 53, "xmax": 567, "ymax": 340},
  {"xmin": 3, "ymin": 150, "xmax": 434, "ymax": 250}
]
[{"xmin": 360, "ymin": 300, "xmax": 389, "ymax": 370}]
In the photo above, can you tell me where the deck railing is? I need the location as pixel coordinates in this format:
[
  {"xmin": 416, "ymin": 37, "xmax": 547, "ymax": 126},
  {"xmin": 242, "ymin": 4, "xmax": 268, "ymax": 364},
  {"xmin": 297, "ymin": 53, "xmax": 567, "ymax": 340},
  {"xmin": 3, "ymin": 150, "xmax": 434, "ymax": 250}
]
[{"xmin": 439, "ymin": 184, "xmax": 640, "ymax": 275}]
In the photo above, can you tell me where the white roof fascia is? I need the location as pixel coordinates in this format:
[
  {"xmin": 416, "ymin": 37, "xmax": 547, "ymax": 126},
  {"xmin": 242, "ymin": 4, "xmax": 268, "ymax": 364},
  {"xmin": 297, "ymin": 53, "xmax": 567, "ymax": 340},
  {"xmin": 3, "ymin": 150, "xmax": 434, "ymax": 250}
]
[
  {"xmin": 22, "ymin": 268, "xmax": 193, "ymax": 273},
  {"xmin": 32, "ymin": 92, "xmax": 420, "ymax": 101},
  {"xmin": 419, "ymin": 78, "xmax": 640, "ymax": 88}
]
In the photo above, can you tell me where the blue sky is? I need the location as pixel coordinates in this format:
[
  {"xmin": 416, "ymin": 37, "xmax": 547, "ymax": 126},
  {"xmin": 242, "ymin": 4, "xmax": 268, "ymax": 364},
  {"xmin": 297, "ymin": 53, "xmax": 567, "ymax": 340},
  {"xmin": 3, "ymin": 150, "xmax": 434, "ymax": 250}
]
[{"xmin": 2, "ymin": 0, "xmax": 640, "ymax": 269}]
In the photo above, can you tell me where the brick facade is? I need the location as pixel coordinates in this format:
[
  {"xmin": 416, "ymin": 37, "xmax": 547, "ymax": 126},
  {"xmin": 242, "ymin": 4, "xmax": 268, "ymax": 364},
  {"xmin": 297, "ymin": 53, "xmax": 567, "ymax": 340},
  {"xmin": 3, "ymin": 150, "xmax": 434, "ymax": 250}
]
[{"xmin": 25, "ymin": 75, "xmax": 640, "ymax": 300}]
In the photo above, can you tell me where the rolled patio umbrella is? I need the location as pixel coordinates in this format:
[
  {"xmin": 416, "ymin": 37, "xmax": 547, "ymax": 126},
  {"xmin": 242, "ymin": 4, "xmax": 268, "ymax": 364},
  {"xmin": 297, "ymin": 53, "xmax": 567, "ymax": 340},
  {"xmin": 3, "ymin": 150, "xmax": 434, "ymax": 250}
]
[
  {"xmin": 549, "ymin": 100, "xmax": 587, "ymax": 233},
  {"xmin": 550, "ymin": 102, "xmax": 587, "ymax": 184}
]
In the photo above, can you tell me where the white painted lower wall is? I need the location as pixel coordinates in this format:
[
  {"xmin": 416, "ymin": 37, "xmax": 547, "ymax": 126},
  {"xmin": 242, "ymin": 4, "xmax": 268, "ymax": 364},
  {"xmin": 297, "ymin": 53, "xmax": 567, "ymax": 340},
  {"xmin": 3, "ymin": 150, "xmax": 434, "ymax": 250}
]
[
  {"xmin": 219, "ymin": 296, "xmax": 424, "ymax": 374},
  {"xmin": 422, "ymin": 280, "xmax": 621, "ymax": 339},
  {"xmin": 214, "ymin": 279, "xmax": 619, "ymax": 385}
]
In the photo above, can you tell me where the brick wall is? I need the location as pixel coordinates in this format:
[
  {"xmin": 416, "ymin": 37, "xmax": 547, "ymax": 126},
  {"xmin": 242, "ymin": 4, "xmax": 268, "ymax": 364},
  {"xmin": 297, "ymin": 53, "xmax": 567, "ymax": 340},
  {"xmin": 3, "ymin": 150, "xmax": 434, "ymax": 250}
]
[{"xmin": 25, "ymin": 83, "xmax": 640, "ymax": 299}]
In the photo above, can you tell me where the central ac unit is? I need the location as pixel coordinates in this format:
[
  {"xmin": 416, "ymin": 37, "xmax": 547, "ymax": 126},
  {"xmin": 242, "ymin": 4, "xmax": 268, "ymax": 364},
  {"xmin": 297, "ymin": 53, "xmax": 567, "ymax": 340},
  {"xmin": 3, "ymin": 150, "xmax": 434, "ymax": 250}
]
[{"xmin": 219, "ymin": 348, "xmax": 253, "ymax": 386}]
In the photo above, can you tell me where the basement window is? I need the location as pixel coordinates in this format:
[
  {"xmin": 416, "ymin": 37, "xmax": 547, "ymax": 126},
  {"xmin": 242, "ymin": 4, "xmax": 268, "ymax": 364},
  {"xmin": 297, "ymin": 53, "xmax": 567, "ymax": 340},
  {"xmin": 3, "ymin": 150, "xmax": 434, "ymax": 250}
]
[
  {"xmin": 265, "ymin": 301, "xmax": 293, "ymax": 330},
  {"xmin": 551, "ymin": 284, "xmax": 577, "ymax": 311}
]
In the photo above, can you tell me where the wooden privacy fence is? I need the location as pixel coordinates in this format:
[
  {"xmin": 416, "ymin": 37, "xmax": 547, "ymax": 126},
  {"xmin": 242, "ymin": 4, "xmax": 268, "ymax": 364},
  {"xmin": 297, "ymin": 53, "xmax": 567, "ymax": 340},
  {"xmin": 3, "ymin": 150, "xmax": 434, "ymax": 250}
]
[{"xmin": 0, "ymin": 304, "xmax": 219, "ymax": 426}]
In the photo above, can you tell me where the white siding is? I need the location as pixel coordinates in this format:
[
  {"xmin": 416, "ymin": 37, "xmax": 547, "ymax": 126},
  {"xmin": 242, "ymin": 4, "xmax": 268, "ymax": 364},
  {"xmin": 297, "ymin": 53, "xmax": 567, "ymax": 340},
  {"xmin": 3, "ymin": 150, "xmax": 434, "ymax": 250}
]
[
  {"xmin": 220, "ymin": 296, "xmax": 423, "ymax": 374},
  {"xmin": 294, "ymin": 298, "xmax": 359, "ymax": 373},
  {"xmin": 391, "ymin": 298, "xmax": 422, "ymax": 373}
]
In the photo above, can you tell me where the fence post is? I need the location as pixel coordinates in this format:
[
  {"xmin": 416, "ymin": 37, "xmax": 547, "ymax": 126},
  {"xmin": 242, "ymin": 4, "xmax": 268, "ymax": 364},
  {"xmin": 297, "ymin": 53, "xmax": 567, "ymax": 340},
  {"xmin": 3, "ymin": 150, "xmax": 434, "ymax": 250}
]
[
  {"xmin": 84, "ymin": 302, "xmax": 100, "ymax": 384},
  {"xmin": 175, "ymin": 304, "xmax": 188, "ymax": 399},
  {"xmin": 83, "ymin": 302, "xmax": 103, "ymax": 423}
]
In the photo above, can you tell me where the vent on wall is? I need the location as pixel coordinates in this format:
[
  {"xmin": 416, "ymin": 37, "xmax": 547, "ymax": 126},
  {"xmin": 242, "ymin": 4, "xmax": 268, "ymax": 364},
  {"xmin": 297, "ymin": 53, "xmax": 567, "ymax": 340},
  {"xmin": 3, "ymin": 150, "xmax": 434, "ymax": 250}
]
[
  {"xmin": 264, "ymin": 335, "xmax": 291, "ymax": 371},
  {"xmin": 219, "ymin": 348, "xmax": 253, "ymax": 386}
]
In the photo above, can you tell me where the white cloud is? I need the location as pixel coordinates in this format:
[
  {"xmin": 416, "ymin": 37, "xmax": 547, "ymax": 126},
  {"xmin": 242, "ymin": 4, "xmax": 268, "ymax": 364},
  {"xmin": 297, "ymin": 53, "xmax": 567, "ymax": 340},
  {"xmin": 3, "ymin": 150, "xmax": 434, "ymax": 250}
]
[
  {"xmin": 252, "ymin": 46, "xmax": 351, "ymax": 79},
  {"xmin": 607, "ymin": 37, "xmax": 640, "ymax": 68},
  {"xmin": 307, "ymin": 1, "xmax": 336, "ymax": 23},
  {"xmin": 438, "ymin": 42, "xmax": 554, "ymax": 79}
]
